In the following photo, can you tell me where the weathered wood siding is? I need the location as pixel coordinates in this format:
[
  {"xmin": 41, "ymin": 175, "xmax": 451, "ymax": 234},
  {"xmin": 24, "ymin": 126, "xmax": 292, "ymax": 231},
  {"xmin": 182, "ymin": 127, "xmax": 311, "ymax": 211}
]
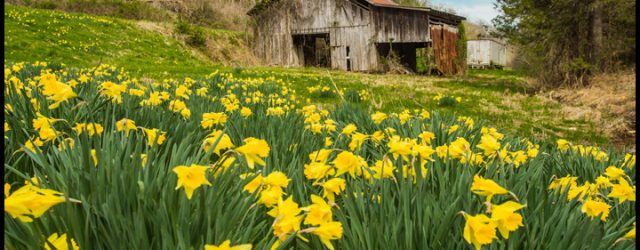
[
  {"xmin": 371, "ymin": 7, "xmax": 430, "ymax": 43},
  {"xmin": 253, "ymin": 0, "xmax": 380, "ymax": 71}
]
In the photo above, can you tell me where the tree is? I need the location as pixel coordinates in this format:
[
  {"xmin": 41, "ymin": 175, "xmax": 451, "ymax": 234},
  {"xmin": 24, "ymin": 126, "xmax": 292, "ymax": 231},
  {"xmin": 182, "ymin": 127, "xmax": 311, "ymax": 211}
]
[
  {"xmin": 493, "ymin": 0, "xmax": 635, "ymax": 87},
  {"xmin": 455, "ymin": 22, "xmax": 467, "ymax": 75}
]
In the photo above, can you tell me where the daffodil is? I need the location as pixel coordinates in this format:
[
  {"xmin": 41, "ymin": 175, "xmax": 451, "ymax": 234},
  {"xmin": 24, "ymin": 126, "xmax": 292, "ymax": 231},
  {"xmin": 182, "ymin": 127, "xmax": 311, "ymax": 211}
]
[
  {"xmin": 304, "ymin": 162, "xmax": 335, "ymax": 181},
  {"xmin": 387, "ymin": 137, "xmax": 413, "ymax": 160},
  {"xmin": 74, "ymin": 123, "xmax": 104, "ymax": 137},
  {"xmin": 204, "ymin": 240, "xmax": 251, "ymax": 250},
  {"xmin": 548, "ymin": 175, "xmax": 578, "ymax": 191},
  {"xmin": 477, "ymin": 134, "xmax": 501, "ymax": 157},
  {"xmin": 489, "ymin": 201, "xmax": 526, "ymax": 239},
  {"xmin": 269, "ymin": 196, "xmax": 304, "ymax": 241},
  {"xmin": 321, "ymin": 178, "xmax": 345, "ymax": 202},
  {"xmin": 4, "ymin": 184, "xmax": 66, "ymax": 222},
  {"xmin": 243, "ymin": 174, "xmax": 263, "ymax": 193},
  {"xmin": 604, "ymin": 166, "xmax": 626, "ymax": 181},
  {"xmin": 557, "ymin": 139, "xmax": 570, "ymax": 151},
  {"xmin": 259, "ymin": 186, "xmax": 283, "ymax": 207},
  {"xmin": 240, "ymin": 107, "xmax": 253, "ymax": 117},
  {"xmin": 448, "ymin": 137, "xmax": 470, "ymax": 160},
  {"xmin": 235, "ymin": 138, "xmax": 270, "ymax": 169},
  {"xmin": 371, "ymin": 111, "xmax": 388, "ymax": 124},
  {"xmin": 143, "ymin": 128, "xmax": 166, "ymax": 146},
  {"xmin": 341, "ymin": 123, "xmax": 357, "ymax": 135},
  {"xmin": 581, "ymin": 198, "xmax": 610, "ymax": 221},
  {"xmin": 302, "ymin": 195, "xmax": 333, "ymax": 225},
  {"xmin": 371, "ymin": 158, "xmax": 395, "ymax": 179},
  {"xmin": 462, "ymin": 213, "xmax": 498, "ymax": 250},
  {"xmin": 418, "ymin": 131, "xmax": 435, "ymax": 145},
  {"xmin": 448, "ymin": 125, "xmax": 459, "ymax": 135},
  {"xmin": 173, "ymin": 164, "xmax": 212, "ymax": 200},
  {"xmin": 608, "ymin": 178, "xmax": 635, "ymax": 203},
  {"xmin": 116, "ymin": 118, "xmax": 137, "ymax": 135},
  {"xmin": 309, "ymin": 149, "xmax": 333, "ymax": 163},
  {"xmin": 44, "ymin": 233, "xmax": 79, "ymax": 250},
  {"xmin": 264, "ymin": 171, "xmax": 290, "ymax": 190},
  {"xmin": 471, "ymin": 175, "xmax": 509, "ymax": 202},
  {"xmin": 201, "ymin": 112, "xmax": 228, "ymax": 129},
  {"xmin": 308, "ymin": 221, "xmax": 343, "ymax": 250},
  {"xmin": 202, "ymin": 130, "xmax": 235, "ymax": 155},
  {"xmin": 332, "ymin": 151, "xmax": 361, "ymax": 177}
]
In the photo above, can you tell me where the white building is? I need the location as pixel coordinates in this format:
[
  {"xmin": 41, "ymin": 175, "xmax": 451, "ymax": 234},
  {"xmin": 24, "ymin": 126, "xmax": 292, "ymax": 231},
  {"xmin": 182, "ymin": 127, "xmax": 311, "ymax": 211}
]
[{"xmin": 467, "ymin": 38, "xmax": 507, "ymax": 68}]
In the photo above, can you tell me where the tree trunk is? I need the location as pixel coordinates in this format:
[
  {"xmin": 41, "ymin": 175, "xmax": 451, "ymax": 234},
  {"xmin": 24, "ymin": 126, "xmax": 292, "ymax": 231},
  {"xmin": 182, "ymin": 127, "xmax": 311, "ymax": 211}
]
[{"xmin": 591, "ymin": 0, "xmax": 603, "ymax": 69}]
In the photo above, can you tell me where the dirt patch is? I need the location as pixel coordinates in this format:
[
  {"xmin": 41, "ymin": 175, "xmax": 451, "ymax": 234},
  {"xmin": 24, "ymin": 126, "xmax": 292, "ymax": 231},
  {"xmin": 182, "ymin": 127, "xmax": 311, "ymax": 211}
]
[{"xmin": 548, "ymin": 68, "xmax": 636, "ymax": 146}]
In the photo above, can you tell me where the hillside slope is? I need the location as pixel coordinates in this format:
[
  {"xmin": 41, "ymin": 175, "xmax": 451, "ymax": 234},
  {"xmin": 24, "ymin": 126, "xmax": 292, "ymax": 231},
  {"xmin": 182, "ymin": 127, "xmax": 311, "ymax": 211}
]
[{"xmin": 4, "ymin": 4, "xmax": 256, "ymax": 76}]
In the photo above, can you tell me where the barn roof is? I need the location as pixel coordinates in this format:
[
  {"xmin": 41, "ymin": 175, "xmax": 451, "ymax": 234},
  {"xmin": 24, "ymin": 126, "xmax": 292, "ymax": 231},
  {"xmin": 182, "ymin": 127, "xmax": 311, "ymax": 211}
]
[
  {"xmin": 371, "ymin": 0, "xmax": 398, "ymax": 5},
  {"xmin": 248, "ymin": 0, "xmax": 465, "ymax": 23}
]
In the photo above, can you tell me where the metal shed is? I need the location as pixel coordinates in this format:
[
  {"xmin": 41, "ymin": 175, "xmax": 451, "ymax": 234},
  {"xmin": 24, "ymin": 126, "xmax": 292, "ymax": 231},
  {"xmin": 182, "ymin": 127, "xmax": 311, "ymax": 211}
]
[{"xmin": 467, "ymin": 38, "xmax": 506, "ymax": 68}]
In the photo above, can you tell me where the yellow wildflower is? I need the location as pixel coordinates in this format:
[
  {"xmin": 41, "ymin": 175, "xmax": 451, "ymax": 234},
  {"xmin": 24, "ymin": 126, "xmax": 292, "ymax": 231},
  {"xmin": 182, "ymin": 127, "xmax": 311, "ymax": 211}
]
[
  {"xmin": 608, "ymin": 178, "xmax": 636, "ymax": 203},
  {"xmin": 489, "ymin": 201, "xmax": 526, "ymax": 239},
  {"xmin": 581, "ymin": 198, "xmax": 611, "ymax": 221},
  {"xmin": 4, "ymin": 184, "xmax": 66, "ymax": 222},
  {"xmin": 243, "ymin": 174, "xmax": 263, "ymax": 193},
  {"xmin": 557, "ymin": 139, "xmax": 570, "ymax": 151},
  {"xmin": 173, "ymin": 164, "xmax": 212, "ymax": 200},
  {"xmin": 44, "ymin": 233, "xmax": 79, "ymax": 250},
  {"xmin": 604, "ymin": 166, "xmax": 626, "ymax": 181},
  {"xmin": 448, "ymin": 125, "xmax": 459, "ymax": 135},
  {"xmin": 202, "ymin": 130, "xmax": 234, "ymax": 155},
  {"xmin": 477, "ymin": 135, "xmax": 501, "ymax": 157},
  {"xmin": 116, "ymin": 118, "xmax": 137, "ymax": 135},
  {"xmin": 304, "ymin": 162, "xmax": 335, "ymax": 181},
  {"xmin": 462, "ymin": 213, "xmax": 498, "ymax": 250},
  {"xmin": 264, "ymin": 171, "xmax": 290, "ymax": 190},
  {"xmin": 332, "ymin": 151, "xmax": 361, "ymax": 177},
  {"xmin": 302, "ymin": 194, "xmax": 333, "ymax": 225},
  {"xmin": 201, "ymin": 112, "xmax": 228, "ymax": 129},
  {"xmin": 204, "ymin": 240, "xmax": 251, "ymax": 250},
  {"xmin": 321, "ymin": 178, "xmax": 345, "ymax": 202},
  {"xmin": 309, "ymin": 221, "xmax": 343, "ymax": 250},
  {"xmin": 235, "ymin": 138, "xmax": 270, "ymax": 169},
  {"xmin": 471, "ymin": 175, "xmax": 509, "ymax": 202},
  {"xmin": 240, "ymin": 107, "xmax": 253, "ymax": 118},
  {"xmin": 143, "ymin": 128, "xmax": 166, "ymax": 146},
  {"xmin": 371, "ymin": 158, "xmax": 395, "ymax": 179},
  {"xmin": 371, "ymin": 111, "xmax": 388, "ymax": 124},
  {"xmin": 348, "ymin": 132, "xmax": 368, "ymax": 151},
  {"xmin": 341, "ymin": 123, "xmax": 357, "ymax": 136}
]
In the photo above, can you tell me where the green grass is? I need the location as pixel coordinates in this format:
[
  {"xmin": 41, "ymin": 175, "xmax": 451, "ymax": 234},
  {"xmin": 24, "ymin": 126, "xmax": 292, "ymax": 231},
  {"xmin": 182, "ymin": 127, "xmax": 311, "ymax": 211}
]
[
  {"xmin": 3, "ymin": 4, "xmax": 622, "ymax": 149},
  {"xmin": 4, "ymin": 4, "xmax": 213, "ymax": 73}
]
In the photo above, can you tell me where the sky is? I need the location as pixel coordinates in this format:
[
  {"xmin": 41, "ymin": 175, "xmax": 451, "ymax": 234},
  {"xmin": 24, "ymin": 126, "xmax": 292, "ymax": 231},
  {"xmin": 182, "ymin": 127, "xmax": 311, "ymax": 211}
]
[{"xmin": 429, "ymin": 0, "xmax": 499, "ymax": 25}]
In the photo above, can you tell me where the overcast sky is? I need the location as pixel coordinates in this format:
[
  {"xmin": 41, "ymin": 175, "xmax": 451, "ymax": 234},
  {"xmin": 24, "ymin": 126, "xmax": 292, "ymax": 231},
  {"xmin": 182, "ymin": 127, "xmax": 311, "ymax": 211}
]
[{"xmin": 429, "ymin": 0, "xmax": 499, "ymax": 25}]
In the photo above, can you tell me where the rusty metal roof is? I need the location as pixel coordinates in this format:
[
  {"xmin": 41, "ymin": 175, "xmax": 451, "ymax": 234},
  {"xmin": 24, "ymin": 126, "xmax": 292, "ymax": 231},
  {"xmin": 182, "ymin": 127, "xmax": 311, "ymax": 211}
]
[
  {"xmin": 248, "ymin": 0, "xmax": 465, "ymax": 22},
  {"xmin": 370, "ymin": 0, "xmax": 398, "ymax": 5}
]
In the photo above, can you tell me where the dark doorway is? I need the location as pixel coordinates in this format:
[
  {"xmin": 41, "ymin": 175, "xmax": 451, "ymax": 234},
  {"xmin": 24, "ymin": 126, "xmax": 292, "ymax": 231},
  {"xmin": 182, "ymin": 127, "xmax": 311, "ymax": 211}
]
[
  {"xmin": 293, "ymin": 33, "xmax": 331, "ymax": 68},
  {"xmin": 376, "ymin": 42, "xmax": 428, "ymax": 73}
]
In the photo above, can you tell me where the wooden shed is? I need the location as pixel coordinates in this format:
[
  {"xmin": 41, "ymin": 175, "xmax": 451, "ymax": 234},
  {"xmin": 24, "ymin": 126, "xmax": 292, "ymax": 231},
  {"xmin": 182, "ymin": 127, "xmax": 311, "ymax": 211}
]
[
  {"xmin": 248, "ymin": 0, "xmax": 465, "ymax": 74},
  {"xmin": 466, "ymin": 38, "xmax": 507, "ymax": 69}
]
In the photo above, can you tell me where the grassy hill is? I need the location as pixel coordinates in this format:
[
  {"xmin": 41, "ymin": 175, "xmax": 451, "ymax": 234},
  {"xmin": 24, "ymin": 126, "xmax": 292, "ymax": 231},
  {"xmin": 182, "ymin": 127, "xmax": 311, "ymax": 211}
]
[{"xmin": 4, "ymin": 4, "xmax": 622, "ymax": 148}]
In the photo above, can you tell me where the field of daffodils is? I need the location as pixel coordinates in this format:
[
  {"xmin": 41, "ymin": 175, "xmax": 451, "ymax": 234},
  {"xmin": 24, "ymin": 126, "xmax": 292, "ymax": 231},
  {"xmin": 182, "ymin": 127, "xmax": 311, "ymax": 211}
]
[{"xmin": 3, "ymin": 62, "xmax": 636, "ymax": 249}]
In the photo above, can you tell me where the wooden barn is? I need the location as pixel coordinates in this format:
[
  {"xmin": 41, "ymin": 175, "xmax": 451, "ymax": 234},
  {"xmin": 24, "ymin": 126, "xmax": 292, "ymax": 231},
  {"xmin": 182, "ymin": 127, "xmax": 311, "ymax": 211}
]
[{"xmin": 247, "ymin": 0, "xmax": 465, "ymax": 74}]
